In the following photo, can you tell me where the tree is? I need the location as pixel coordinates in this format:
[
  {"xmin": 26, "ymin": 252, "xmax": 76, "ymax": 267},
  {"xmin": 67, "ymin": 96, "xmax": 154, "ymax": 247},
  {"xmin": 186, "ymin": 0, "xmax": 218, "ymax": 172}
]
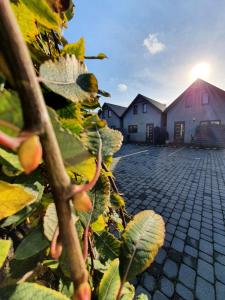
[{"xmin": 0, "ymin": 1, "xmax": 165, "ymax": 299}]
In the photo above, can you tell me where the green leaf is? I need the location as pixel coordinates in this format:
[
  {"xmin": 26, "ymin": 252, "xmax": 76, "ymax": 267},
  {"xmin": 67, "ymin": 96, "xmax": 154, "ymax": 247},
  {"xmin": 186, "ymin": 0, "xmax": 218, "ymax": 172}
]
[
  {"xmin": 48, "ymin": 108, "xmax": 90, "ymax": 166},
  {"xmin": 42, "ymin": 259, "xmax": 59, "ymax": 269},
  {"xmin": 0, "ymin": 239, "xmax": 11, "ymax": 268},
  {"xmin": 81, "ymin": 126, "xmax": 123, "ymax": 158},
  {"xmin": 0, "ymin": 148, "xmax": 22, "ymax": 171},
  {"xmin": 11, "ymin": 2, "xmax": 39, "ymax": 42},
  {"xmin": 79, "ymin": 173, "xmax": 110, "ymax": 225},
  {"xmin": 136, "ymin": 294, "xmax": 149, "ymax": 300},
  {"xmin": 121, "ymin": 282, "xmax": 135, "ymax": 300},
  {"xmin": 0, "ymin": 282, "xmax": 69, "ymax": 300},
  {"xmin": 40, "ymin": 55, "xmax": 98, "ymax": 103},
  {"xmin": 43, "ymin": 203, "xmax": 78, "ymax": 241},
  {"xmin": 110, "ymin": 193, "xmax": 125, "ymax": 209},
  {"xmin": 96, "ymin": 53, "xmax": 108, "ymax": 59},
  {"xmin": 20, "ymin": 0, "xmax": 61, "ymax": 31},
  {"xmin": 0, "ymin": 181, "xmax": 39, "ymax": 221},
  {"xmin": 62, "ymin": 38, "xmax": 85, "ymax": 61},
  {"xmin": 119, "ymin": 210, "xmax": 165, "ymax": 281},
  {"xmin": 43, "ymin": 203, "xmax": 58, "ymax": 241},
  {"xmin": 0, "ymin": 90, "xmax": 23, "ymax": 134},
  {"xmin": 95, "ymin": 231, "xmax": 121, "ymax": 261},
  {"xmin": 14, "ymin": 227, "xmax": 49, "ymax": 260},
  {"xmin": 98, "ymin": 259, "xmax": 120, "ymax": 300}
]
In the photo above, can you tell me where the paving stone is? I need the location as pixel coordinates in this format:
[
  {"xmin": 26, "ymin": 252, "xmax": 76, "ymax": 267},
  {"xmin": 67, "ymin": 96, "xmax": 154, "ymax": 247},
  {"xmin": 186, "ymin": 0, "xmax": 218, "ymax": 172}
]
[
  {"xmin": 197, "ymin": 259, "xmax": 214, "ymax": 283},
  {"xmin": 216, "ymin": 281, "xmax": 225, "ymax": 300},
  {"xmin": 183, "ymin": 254, "xmax": 197, "ymax": 269},
  {"xmin": 163, "ymin": 259, "xmax": 178, "ymax": 279},
  {"xmin": 196, "ymin": 276, "xmax": 215, "ymax": 300},
  {"xmin": 184, "ymin": 245, "xmax": 198, "ymax": 258},
  {"xmin": 176, "ymin": 283, "xmax": 194, "ymax": 300},
  {"xmin": 199, "ymin": 251, "xmax": 213, "ymax": 264},
  {"xmin": 153, "ymin": 291, "xmax": 169, "ymax": 300},
  {"xmin": 155, "ymin": 248, "xmax": 167, "ymax": 265},
  {"xmin": 175, "ymin": 230, "xmax": 186, "ymax": 240},
  {"xmin": 135, "ymin": 285, "xmax": 152, "ymax": 299},
  {"xmin": 215, "ymin": 262, "xmax": 225, "ymax": 284},
  {"xmin": 143, "ymin": 273, "xmax": 156, "ymax": 292},
  {"xmin": 199, "ymin": 239, "xmax": 213, "ymax": 255},
  {"xmin": 171, "ymin": 237, "xmax": 184, "ymax": 253},
  {"xmin": 215, "ymin": 252, "xmax": 225, "ymax": 265},
  {"xmin": 160, "ymin": 277, "xmax": 174, "ymax": 297},
  {"xmin": 188, "ymin": 227, "xmax": 200, "ymax": 239},
  {"xmin": 178, "ymin": 264, "xmax": 196, "ymax": 289}
]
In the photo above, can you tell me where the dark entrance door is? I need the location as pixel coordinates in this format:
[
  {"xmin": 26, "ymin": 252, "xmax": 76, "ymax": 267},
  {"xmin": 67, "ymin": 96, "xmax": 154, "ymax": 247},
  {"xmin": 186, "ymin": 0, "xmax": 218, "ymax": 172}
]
[
  {"xmin": 174, "ymin": 121, "xmax": 185, "ymax": 144},
  {"xmin": 146, "ymin": 123, "xmax": 154, "ymax": 144}
]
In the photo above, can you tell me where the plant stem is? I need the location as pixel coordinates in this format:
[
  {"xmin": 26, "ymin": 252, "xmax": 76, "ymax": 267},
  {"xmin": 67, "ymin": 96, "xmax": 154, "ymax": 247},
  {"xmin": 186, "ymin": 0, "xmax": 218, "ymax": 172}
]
[
  {"xmin": 0, "ymin": 0, "xmax": 87, "ymax": 290},
  {"xmin": 102, "ymin": 162, "xmax": 126, "ymax": 228}
]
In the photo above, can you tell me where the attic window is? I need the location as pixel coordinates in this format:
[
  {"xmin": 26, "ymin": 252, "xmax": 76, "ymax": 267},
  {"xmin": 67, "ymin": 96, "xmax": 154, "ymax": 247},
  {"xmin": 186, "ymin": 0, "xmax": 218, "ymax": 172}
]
[
  {"xmin": 108, "ymin": 110, "xmax": 112, "ymax": 118},
  {"xmin": 202, "ymin": 93, "xmax": 209, "ymax": 105},
  {"xmin": 185, "ymin": 96, "xmax": 192, "ymax": 108},
  {"xmin": 143, "ymin": 103, "xmax": 147, "ymax": 113},
  {"xmin": 133, "ymin": 105, "xmax": 138, "ymax": 114}
]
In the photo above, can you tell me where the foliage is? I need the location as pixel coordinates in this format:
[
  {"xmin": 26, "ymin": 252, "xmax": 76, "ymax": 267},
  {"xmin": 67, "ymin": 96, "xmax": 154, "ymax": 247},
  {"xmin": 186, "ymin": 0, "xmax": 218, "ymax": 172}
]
[{"xmin": 0, "ymin": 1, "xmax": 165, "ymax": 299}]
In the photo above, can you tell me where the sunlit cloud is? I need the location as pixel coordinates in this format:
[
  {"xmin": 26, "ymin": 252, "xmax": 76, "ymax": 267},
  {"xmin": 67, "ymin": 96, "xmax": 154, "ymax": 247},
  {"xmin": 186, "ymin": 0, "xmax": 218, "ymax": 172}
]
[
  {"xmin": 117, "ymin": 83, "xmax": 128, "ymax": 92},
  {"xmin": 143, "ymin": 33, "xmax": 165, "ymax": 55}
]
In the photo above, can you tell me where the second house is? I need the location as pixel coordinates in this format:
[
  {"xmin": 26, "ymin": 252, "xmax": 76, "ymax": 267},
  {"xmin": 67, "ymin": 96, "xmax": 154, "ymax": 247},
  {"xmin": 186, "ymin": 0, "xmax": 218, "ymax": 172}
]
[{"xmin": 122, "ymin": 94, "xmax": 166, "ymax": 143}]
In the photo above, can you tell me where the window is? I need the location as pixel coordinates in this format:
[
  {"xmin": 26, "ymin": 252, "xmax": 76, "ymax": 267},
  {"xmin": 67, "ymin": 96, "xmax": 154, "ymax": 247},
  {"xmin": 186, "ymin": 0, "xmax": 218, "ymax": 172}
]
[
  {"xmin": 200, "ymin": 120, "xmax": 221, "ymax": 126},
  {"xmin": 185, "ymin": 96, "xmax": 192, "ymax": 108},
  {"xmin": 202, "ymin": 93, "xmax": 209, "ymax": 105},
  {"xmin": 143, "ymin": 103, "xmax": 147, "ymax": 113},
  {"xmin": 133, "ymin": 105, "xmax": 138, "ymax": 114},
  {"xmin": 200, "ymin": 121, "xmax": 209, "ymax": 126},
  {"xmin": 128, "ymin": 125, "xmax": 138, "ymax": 133},
  {"xmin": 108, "ymin": 110, "xmax": 112, "ymax": 118},
  {"xmin": 210, "ymin": 120, "xmax": 221, "ymax": 125}
]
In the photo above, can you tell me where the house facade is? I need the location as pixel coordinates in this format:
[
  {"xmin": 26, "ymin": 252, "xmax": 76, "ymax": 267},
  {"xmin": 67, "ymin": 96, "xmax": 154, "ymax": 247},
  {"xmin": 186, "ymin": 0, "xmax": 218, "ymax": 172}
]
[
  {"xmin": 166, "ymin": 79, "xmax": 225, "ymax": 145},
  {"xmin": 99, "ymin": 103, "xmax": 126, "ymax": 129},
  {"xmin": 122, "ymin": 94, "xmax": 166, "ymax": 143}
]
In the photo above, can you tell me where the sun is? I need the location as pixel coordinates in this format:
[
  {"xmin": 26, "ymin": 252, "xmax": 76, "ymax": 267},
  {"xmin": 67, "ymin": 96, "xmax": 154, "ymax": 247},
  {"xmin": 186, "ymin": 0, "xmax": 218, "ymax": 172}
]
[{"xmin": 190, "ymin": 62, "xmax": 210, "ymax": 81}]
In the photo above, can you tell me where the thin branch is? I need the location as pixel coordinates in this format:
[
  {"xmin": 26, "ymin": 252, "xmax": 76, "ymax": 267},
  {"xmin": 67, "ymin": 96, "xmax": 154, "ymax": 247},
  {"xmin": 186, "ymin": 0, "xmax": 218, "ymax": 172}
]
[
  {"xmin": 102, "ymin": 162, "xmax": 126, "ymax": 228},
  {"xmin": 0, "ymin": 0, "xmax": 87, "ymax": 291}
]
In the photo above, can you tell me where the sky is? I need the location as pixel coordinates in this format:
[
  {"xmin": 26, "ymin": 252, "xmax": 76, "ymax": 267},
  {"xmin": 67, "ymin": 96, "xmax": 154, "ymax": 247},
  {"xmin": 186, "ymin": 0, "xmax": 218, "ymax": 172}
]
[{"xmin": 64, "ymin": 0, "xmax": 225, "ymax": 107}]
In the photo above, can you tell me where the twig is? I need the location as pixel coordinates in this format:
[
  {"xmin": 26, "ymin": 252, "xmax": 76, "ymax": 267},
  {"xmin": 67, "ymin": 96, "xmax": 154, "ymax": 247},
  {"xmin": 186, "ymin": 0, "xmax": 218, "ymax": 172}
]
[
  {"xmin": 102, "ymin": 162, "xmax": 126, "ymax": 228},
  {"xmin": 0, "ymin": 0, "xmax": 87, "ymax": 291}
]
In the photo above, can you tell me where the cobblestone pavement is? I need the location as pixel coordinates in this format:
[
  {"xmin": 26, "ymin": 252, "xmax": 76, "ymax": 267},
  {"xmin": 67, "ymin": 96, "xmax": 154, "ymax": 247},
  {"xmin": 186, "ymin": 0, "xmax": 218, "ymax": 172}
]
[{"xmin": 113, "ymin": 145, "xmax": 225, "ymax": 300}]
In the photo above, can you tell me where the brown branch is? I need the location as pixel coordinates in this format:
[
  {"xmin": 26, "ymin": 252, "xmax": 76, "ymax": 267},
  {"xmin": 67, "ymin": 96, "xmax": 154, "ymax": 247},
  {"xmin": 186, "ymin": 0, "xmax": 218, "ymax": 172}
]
[{"xmin": 0, "ymin": 0, "xmax": 87, "ymax": 291}]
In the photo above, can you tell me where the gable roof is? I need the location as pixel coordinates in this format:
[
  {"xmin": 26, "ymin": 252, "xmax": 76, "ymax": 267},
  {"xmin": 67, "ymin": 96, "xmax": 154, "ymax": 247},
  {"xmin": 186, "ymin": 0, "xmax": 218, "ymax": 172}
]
[
  {"xmin": 165, "ymin": 79, "xmax": 225, "ymax": 112},
  {"xmin": 102, "ymin": 102, "xmax": 126, "ymax": 117},
  {"xmin": 122, "ymin": 94, "xmax": 166, "ymax": 117}
]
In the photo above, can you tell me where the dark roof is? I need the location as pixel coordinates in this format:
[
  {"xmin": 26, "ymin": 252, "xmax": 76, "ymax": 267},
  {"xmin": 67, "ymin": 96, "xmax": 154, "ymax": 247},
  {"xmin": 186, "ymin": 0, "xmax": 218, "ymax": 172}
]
[
  {"xmin": 138, "ymin": 94, "xmax": 166, "ymax": 112},
  {"xmin": 165, "ymin": 79, "xmax": 225, "ymax": 112},
  {"xmin": 122, "ymin": 94, "xmax": 166, "ymax": 117},
  {"xmin": 102, "ymin": 102, "xmax": 126, "ymax": 117}
]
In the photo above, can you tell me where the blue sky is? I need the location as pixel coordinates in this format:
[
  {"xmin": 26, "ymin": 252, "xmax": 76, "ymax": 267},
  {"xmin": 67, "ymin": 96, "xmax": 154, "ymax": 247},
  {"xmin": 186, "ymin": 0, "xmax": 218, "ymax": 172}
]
[{"xmin": 64, "ymin": 0, "xmax": 225, "ymax": 106}]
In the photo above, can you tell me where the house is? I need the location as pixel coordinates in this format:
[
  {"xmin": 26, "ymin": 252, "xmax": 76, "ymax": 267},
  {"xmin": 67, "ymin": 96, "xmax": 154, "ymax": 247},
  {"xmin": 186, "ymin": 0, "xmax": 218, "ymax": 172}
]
[
  {"xmin": 165, "ymin": 79, "xmax": 225, "ymax": 146},
  {"xmin": 99, "ymin": 102, "xmax": 126, "ymax": 129},
  {"xmin": 122, "ymin": 94, "xmax": 166, "ymax": 143}
]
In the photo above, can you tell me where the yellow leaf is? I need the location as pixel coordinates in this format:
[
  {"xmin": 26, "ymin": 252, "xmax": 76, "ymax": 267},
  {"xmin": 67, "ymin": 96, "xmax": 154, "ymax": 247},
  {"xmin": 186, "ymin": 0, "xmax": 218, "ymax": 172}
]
[
  {"xmin": 91, "ymin": 215, "xmax": 106, "ymax": 232},
  {"xmin": 0, "ymin": 239, "xmax": 11, "ymax": 268},
  {"xmin": 67, "ymin": 156, "xmax": 96, "ymax": 181},
  {"xmin": 0, "ymin": 181, "xmax": 38, "ymax": 220}
]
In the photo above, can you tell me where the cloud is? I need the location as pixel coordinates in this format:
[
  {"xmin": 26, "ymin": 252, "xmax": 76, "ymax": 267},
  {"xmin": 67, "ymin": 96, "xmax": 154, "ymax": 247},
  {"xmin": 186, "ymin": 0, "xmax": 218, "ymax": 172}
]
[
  {"xmin": 143, "ymin": 33, "xmax": 165, "ymax": 55},
  {"xmin": 117, "ymin": 83, "xmax": 128, "ymax": 92}
]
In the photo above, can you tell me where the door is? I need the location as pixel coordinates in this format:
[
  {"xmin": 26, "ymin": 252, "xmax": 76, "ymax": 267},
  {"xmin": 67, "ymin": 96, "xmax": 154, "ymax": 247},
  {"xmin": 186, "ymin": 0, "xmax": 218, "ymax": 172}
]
[
  {"xmin": 174, "ymin": 121, "xmax": 185, "ymax": 144},
  {"xmin": 146, "ymin": 123, "xmax": 154, "ymax": 144}
]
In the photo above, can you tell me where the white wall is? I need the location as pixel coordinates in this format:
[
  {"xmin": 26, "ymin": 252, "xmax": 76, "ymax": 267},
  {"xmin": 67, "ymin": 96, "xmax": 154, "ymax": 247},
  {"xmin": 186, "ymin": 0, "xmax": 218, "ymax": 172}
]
[
  {"xmin": 123, "ymin": 100, "xmax": 162, "ymax": 142},
  {"xmin": 167, "ymin": 88, "xmax": 225, "ymax": 143}
]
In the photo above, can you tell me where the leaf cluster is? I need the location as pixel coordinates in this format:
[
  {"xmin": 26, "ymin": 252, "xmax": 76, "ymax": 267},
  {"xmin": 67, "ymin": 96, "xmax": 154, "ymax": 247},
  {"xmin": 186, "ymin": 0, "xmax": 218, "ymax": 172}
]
[{"xmin": 0, "ymin": 1, "xmax": 165, "ymax": 299}]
